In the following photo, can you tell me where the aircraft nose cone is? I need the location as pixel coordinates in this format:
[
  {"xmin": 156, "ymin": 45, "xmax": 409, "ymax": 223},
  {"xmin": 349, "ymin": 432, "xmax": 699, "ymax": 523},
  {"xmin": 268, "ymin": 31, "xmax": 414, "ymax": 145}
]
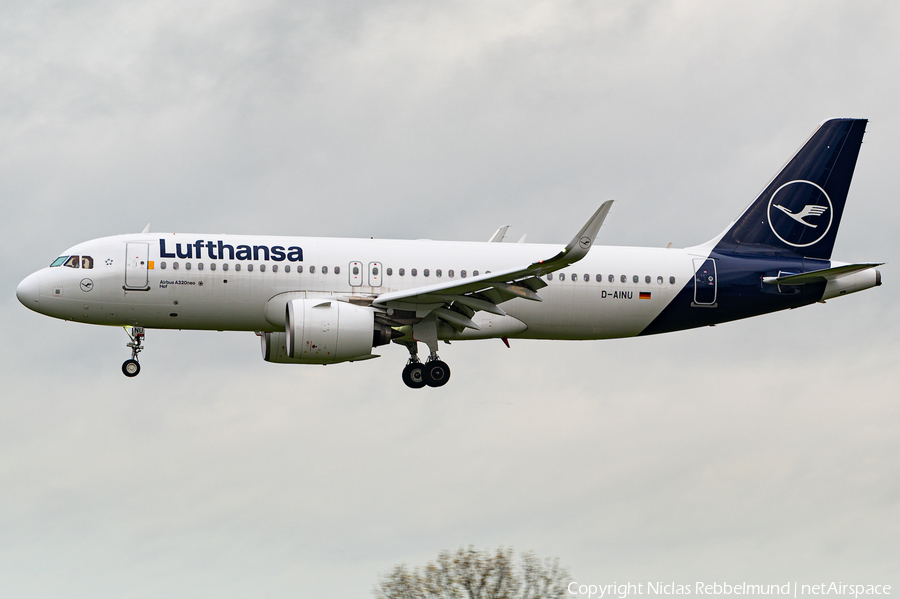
[{"xmin": 16, "ymin": 273, "xmax": 41, "ymax": 309}]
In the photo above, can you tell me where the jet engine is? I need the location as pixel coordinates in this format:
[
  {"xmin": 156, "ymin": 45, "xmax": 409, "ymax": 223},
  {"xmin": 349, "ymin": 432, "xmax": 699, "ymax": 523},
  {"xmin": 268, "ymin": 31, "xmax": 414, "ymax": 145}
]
[{"xmin": 260, "ymin": 298, "xmax": 394, "ymax": 364}]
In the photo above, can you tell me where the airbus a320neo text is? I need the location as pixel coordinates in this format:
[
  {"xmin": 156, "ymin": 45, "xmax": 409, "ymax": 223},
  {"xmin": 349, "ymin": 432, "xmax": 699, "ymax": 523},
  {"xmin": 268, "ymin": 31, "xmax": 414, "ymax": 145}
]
[{"xmin": 17, "ymin": 119, "xmax": 881, "ymax": 388}]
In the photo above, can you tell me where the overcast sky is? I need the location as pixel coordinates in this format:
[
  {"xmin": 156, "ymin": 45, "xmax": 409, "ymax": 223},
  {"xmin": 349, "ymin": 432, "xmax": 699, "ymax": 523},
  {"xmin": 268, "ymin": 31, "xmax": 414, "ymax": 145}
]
[{"xmin": 2, "ymin": 1, "xmax": 899, "ymax": 597}]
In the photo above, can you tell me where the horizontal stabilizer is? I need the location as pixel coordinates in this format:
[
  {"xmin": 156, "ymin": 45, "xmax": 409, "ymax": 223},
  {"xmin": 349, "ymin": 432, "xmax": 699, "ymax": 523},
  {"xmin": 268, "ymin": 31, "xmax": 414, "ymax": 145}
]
[{"xmin": 763, "ymin": 263, "xmax": 883, "ymax": 285}]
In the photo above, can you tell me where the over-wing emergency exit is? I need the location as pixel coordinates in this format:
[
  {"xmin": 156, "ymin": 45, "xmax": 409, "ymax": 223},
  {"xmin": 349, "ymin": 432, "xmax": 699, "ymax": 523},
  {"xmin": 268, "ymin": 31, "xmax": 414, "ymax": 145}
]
[{"xmin": 16, "ymin": 119, "xmax": 881, "ymax": 388}]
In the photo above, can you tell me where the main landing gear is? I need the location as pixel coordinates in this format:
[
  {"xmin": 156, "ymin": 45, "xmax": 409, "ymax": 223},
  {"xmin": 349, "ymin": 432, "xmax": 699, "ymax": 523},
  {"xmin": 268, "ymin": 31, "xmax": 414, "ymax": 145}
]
[
  {"xmin": 401, "ymin": 346, "xmax": 451, "ymax": 389},
  {"xmin": 122, "ymin": 326, "xmax": 145, "ymax": 377}
]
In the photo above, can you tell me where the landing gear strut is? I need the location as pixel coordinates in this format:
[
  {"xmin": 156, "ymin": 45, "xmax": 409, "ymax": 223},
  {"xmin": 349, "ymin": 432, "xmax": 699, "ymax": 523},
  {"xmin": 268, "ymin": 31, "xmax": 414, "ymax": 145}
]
[{"xmin": 122, "ymin": 326, "xmax": 144, "ymax": 377}]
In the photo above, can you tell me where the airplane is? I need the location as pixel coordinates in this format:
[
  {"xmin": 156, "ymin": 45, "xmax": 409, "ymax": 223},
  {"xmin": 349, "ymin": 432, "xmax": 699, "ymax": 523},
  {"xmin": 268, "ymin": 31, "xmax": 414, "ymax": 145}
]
[{"xmin": 16, "ymin": 118, "xmax": 882, "ymax": 389}]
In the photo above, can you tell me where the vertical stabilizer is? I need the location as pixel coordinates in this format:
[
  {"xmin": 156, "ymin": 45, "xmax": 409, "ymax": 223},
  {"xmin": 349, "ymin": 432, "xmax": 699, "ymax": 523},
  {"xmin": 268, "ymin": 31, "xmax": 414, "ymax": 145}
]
[{"xmin": 713, "ymin": 118, "xmax": 867, "ymax": 260}]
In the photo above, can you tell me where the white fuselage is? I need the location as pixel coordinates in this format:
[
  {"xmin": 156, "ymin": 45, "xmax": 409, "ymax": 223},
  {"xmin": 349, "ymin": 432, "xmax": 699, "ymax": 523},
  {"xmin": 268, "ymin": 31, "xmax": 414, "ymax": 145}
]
[{"xmin": 21, "ymin": 233, "xmax": 702, "ymax": 341}]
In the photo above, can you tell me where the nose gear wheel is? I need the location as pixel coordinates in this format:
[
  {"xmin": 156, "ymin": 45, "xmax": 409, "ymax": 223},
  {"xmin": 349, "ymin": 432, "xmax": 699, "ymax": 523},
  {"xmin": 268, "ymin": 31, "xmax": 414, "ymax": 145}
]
[{"xmin": 122, "ymin": 326, "xmax": 145, "ymax": 377}]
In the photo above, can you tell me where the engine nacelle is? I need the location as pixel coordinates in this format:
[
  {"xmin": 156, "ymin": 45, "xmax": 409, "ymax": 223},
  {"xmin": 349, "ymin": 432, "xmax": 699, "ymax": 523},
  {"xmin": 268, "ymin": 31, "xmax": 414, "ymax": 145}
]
[{"xmin": 260, "ymin": 299, "xmax": 392, "ymax": 364}]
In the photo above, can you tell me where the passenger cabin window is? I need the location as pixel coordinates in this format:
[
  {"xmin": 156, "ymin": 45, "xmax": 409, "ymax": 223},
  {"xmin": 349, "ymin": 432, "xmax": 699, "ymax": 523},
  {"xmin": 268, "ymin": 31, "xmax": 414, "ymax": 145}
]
[
  {"xmin": 547, "ymin": 273, "xmax": 553, "ymax": 280},
  {"xmin": 247, "ymin": 264, "xmax": 253, "ymax": 272},
  {"xmin": 596, "ymin": 274, "xmax": 602, "ymax": 282},
  {"xmin": 198, "ymin": 263, "xmax": 204, "ymax": 271},
  {"xmin": 436, "ymin": 269, "xmax": 442, "ymax": 277},
  {"xmin": 235, "ymin": 264, "xmax": 241, "ymax": 272},
  {"xmin": 461, "ymin": 270, "xmax": 467, "ymax": 278},
  {"xmin": 173, "ymin": 262, "xmax": 180, "ymax": 270},
  {"xmin": 449, "ymin": 270, "xmax": 454, "ymax": 278},
  {"xmin": 620, "ymin": 275, "xmax": 626, "ymax": 283},
  {"xmin": 160, "ymin": 262, "xmax": 167, "ymax": 269},
  {"xmin": 223, "ymin": 263, "xmax": 229, "ymax": 271},
  {"xmin": 633, "ymin": 275, "xmax": 639, "ymax": 283},
  {"xmin": 645, "ymin": 276, "xmax": 651, "ymax": 284},
  {"xmin": 411, "ymin": 268, "xmax": 417, "ymax": 276},
  {"xmin": 50, "ymin": 256, "xmax": 68, "ymax": 267},
  {"xmin": 309, "ymin": 266, "xmax": 315, "ymax": 274},
  {"xmin": 669, "ymin": 276, "xmax": 676, "ymax": 284},
  {"xmin": 297, "ymin": 265, "xmax": 303, "ymax": 273},
  {"xmin": 386, "ymin": 268, "xmax": 393, "ymax": 276},
  {"xmin": 64, "ymin": 255, "xmax": 80, "ymax": 268},
  {"xmin": 284, "ymin": 265, "xmax": 290, "ymax": 273},
  {"xmin": 657, "ymin": 276, "xmax": 663, "ymax": 284},
  {"xmin": 210, "ymin": 263, "xmax": 216, "ymax": 271},
  {"xmin": 608, "ymin": 274, "xmax": 614, "ymax": 283},
  {"xmin": 423, "ymin": 269, "xmax": 430, "ymax": 277},
  {"xmin": 81, "ymin": 256, "xmax": 94, "ymax": 269},
  {"xmin": 584, "ymin": 274, "xmax": 590, "ymax": 282},
  {"xmin": 321, "ymin": 266, "xmax": 327, "ymax": 274},
  {"xmin": 185, "ymin": 262, "xmax": 192, "ymax": 270},
  {"xmin": 571, "ymin": 273, "xmax": 577, "ymax": 282},
  {"xmin": 473, "ymin": 270, "xmax": 479, "ymax": 276},
  {"xmin": 271, "ymin": 265, "xmax": 277, "ymax": 272},
  {"xmin": 334, "ymin": 266, "xmax": 340, "ymax": 274},
  {"xmin": 399, "ymin": 268, "xmax": 405, "ymax": 276}
]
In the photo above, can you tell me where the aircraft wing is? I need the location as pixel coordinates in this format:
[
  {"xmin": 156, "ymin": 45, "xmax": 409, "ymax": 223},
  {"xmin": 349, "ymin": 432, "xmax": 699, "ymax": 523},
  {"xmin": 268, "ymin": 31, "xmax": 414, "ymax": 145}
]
[{"xmin": 371, "ymin": 201, "xmax": 613, "ymax": 329}]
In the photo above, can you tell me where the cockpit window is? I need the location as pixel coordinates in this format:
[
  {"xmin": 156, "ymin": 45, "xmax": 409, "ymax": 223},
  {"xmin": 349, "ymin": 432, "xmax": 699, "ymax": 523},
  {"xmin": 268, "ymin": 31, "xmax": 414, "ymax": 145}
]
[
  {"xmin": 81, "ymin": 256, "xmax": 94, "ymax": 269},
  {"xmin": 63, "ymin": 255, "xmax": 80, "ymax": 268},
  {"xmin": 50, "ymin": 256, "xmax": 68, "ymax": 267}
]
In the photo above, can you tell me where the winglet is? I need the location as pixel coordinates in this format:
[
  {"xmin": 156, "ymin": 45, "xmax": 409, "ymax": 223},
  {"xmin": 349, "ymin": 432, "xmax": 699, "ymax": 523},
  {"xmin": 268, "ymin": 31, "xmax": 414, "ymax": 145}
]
[
  {"xmin": 141, "ymin": 223, "xmax": 151, "ymax": 234},
  {"xmin": 535, "ymin": 200, "xmax": 613, "ymax": 270},
  {"xmin": 488, "ymin": 226, "xmax": 509, "ymax": 243}
]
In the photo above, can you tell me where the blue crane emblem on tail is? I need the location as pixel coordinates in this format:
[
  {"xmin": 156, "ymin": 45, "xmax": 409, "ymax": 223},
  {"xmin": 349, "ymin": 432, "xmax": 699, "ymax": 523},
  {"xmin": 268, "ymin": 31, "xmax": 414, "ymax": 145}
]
[
  {"xmin": 772, "ymin": 203, "xmax": 829, "ymax": 228},
  {"xmin": 766, "ymin": 179, "xmax": 833, "ymax": 248}
]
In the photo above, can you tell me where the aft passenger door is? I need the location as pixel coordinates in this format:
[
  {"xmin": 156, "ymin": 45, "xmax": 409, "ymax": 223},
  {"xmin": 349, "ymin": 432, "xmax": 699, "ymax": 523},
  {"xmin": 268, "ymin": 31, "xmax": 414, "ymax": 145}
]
[
  {"xmin": 692, "ymin": 258, "xmax": 717, "ymax": 307},
  {"xmin": 124, "ymin": 242, "xmax": 150, "ymax": 291}
]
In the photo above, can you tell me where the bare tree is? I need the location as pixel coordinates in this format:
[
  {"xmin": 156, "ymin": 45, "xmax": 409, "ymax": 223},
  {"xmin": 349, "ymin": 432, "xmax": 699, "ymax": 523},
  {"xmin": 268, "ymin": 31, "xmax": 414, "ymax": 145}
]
[{"xmin": 373, "ymin": 546, "xmax": 570, "ymax": 599}]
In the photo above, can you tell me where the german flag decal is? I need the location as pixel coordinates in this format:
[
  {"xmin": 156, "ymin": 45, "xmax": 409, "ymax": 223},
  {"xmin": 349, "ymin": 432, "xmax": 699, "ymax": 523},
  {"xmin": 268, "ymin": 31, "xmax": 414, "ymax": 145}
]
[{"xmin": 639, "ymin": 291, "xmax": 651, "ymax": 300}]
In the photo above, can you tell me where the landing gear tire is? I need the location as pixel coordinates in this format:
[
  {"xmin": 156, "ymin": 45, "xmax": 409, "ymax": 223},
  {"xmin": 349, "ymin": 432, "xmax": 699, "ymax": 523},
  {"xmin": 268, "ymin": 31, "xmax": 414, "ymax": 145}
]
[
  {"xmin": 402, "ymin": 362, "xmax": 427, "ymax": 389},
  {"xmin": 122, "ymin": 359, "xmax": 141, "ymax": 377},
  {"xmin": 424, "ymin": 360, "xmax": 450, "ymax": 387}
]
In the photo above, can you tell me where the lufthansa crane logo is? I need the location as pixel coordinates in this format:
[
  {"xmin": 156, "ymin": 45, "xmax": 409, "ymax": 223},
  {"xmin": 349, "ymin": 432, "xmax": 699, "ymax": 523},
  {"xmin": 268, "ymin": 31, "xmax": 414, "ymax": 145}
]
[
  {"xmin": 579, "ymin": 236, "xmax": 592, "ymax": 249},
  {"xmin": 766, "ymin": 180, "xmax": 833, "ymax": 247},
  {"xmin": 80, "ymin": 278, "xmax": 94, "ymax": 292}
]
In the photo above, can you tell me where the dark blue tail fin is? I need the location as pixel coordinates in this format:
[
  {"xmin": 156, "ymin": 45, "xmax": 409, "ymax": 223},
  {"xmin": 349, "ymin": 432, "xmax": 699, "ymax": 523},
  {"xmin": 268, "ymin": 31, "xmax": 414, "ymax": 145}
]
[{"xmin": 713, "ymin": 118, "xmax": 867, "ymax": 260}]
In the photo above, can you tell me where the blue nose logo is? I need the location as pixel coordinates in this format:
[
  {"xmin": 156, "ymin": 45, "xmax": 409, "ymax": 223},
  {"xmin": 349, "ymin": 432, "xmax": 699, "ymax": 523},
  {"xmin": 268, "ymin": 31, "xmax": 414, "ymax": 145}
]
[{"xmin": 767, "ymin": 180, "xmax": 832, "ymax": 247}]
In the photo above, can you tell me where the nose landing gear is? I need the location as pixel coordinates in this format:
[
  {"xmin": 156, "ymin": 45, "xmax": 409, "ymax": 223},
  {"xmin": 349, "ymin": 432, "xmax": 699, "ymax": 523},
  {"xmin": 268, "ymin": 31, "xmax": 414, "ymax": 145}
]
[{"xmin": 122, "ymin": 326, "xmax": 145, "ymax": 377}]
